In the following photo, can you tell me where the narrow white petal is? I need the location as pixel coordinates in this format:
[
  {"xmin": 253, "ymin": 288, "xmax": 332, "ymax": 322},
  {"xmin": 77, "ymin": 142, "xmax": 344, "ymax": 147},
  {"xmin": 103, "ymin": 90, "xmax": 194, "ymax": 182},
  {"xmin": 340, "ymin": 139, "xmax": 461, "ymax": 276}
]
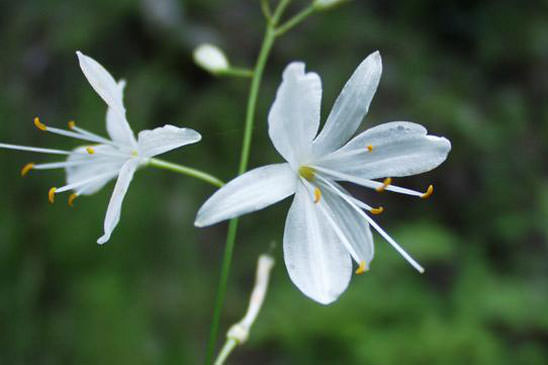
[
  {"xmin": 137, "ymin": 125, "xmax": 201, "ymax": 158},
  {"xmin": 105, "ymin": 80, "xmax": 137, "ymax": 147},
  {"xmin": 77, "ymin": 51, "xmax": 125, "ymax": 117},
  {"xmin": 313, "ymin": 51, "xmax": 382, "ymax": 155},
  {"xmin": 97, "ymin": 158, "xmax": 139, "ymax": 244},
  {"xmin": 65, "ymin": 145, "xmax": 126, "ymax": 196},
  {"xmin": 316, "ymin": 121, "xmax": 451, "ymax": 179},
  {"xmin": 268, "ymin": 62, "xmax": 322, "ymax": 167},
  {"xmin": 195, "ymin": 163, "xmax": 297, "ymax": 227},
  {"xmin": 283, "ymin": 182, "xmax": 352, "ymax": 305}
]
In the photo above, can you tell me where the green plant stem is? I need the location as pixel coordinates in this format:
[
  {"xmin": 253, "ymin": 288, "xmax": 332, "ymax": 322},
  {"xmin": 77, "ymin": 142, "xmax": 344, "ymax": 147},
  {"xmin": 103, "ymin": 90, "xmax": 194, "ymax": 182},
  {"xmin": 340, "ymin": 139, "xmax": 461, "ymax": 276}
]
[
  {"xmin": 214, "ymin": 339, "xmax": 238, "ymax": 365},
  {"xmin": 275, "ymin": 5, "xmax": 316, "ymax": 36},
  {"xmin": 218, "ymin": 67, "xmax": 254, "ymax": 78},
  {"xmin": 148, "ymin": 158, "xmax": 224, "ymax": 187},
  {"xmin": 204, "ymin": 2, "xmax": 291, "ymax": 364}
]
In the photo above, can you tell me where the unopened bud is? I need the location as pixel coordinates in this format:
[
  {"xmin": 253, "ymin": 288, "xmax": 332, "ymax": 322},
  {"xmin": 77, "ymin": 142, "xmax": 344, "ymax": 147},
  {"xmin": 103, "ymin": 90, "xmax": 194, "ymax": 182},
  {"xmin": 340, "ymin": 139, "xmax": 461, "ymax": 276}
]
[
  {"xmin": 193, "ymin": 44, "xmax": 229, "ymax": 74},
  {"xmin": 313, "ymin": 0, "xmax": 349, "ymax": 10}
]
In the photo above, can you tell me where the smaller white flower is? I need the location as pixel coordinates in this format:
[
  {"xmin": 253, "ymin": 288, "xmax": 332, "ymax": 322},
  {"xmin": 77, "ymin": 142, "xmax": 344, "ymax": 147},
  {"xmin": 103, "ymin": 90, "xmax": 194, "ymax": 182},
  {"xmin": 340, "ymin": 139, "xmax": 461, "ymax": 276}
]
[
  {"xmin": 193, "ymin": 44, "xmax": 230, "ymax": 74},
  {"xmin": 0, "ymin": 51, "xmax": 201, "ymax": 244},
  {"xmin": 195, "ymin": 52, "xmax": 451, "ymax": 304}
]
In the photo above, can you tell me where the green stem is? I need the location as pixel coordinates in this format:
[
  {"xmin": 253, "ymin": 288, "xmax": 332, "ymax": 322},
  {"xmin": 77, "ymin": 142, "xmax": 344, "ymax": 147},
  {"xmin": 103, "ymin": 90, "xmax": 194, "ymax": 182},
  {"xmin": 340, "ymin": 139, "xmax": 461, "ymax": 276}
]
[
  {"xmin": 214, "ymin": 339, "xmax": 238, "ymax": 365},
  {"xmin": 148, "ymin": 158, "xmax": 224, "ymax": 187},
  {"xmin": 218, "ymin": 67, "xmax": 254, "ymax": 78},
  {"xmin": 275, "ymin": 5, "xmax": 316, "ymax": 36},
  {"xmin": 204, "ymin": 2, "xmax": 289, "ymax": 364}
]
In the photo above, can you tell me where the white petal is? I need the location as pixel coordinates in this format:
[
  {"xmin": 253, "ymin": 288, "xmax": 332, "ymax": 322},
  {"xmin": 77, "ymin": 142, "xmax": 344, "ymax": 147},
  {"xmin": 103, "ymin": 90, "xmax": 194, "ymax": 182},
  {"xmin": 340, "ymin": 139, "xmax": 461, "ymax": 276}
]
[
  {"xmin": 316, "ymin": 121, "xmax": 451, "ymax": 179},
  {"xmin": 313, "ymin": 51, "xmax": 382, "ymax": 156},
  {"xmin": 77, "ymin": 51, "xmax": 125, "ymax": 117},
  {"xmin": 137, "ymin": 125, "xmax": 201, "ymax": 158},
  {"xmin": 320, "ymin": 181, "xmax": 374, "ymax": 266},
  {"xmin": 283, "ymin": 182, "xmax": 352, "ymax": 305},
  {"xmin": 97, "ymin": 158, "xmax": 139, "ymax": 244},
  {"xmin": 65, "ymin": 145, "xmax": 126, "ymax": 195},
  {"xmin": 195, "ymin": 163, "xmax": 297, "ymax": 227},
  {"xmin": 268, "ymin": 62, "xmax": 322, "ymax": 167},
  {"xmin": 105, "ymin": 80, "xmax": 137, "ymax": 147}
]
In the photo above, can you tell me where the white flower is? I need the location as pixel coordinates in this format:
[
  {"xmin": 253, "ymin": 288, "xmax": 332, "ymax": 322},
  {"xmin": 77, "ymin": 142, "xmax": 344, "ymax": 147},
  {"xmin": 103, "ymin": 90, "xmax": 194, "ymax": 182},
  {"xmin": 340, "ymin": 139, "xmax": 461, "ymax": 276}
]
[
  {"xmin": 193, "ymin": 44, "xmax": 230, "ymax": 74},
  {"xmin": 0, "ymin": 51, "xmax": 201, "ymax": 244},
  {"xmin": 195, "ymin": 51, "xmax": 451, "ymax": 304}
]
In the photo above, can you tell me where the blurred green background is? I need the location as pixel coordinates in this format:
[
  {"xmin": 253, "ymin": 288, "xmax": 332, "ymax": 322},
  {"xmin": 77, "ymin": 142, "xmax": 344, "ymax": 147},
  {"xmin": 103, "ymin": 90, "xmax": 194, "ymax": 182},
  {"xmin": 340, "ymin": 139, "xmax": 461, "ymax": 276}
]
[{"xmin": 1, "ymin": 0, "xmax": 547, "ymax": 363}]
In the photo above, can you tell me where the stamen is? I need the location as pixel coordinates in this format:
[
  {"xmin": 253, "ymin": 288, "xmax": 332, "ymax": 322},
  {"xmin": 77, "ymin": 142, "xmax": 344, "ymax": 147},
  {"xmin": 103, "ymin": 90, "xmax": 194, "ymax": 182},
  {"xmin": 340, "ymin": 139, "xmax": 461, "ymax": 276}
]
[
  {"xmin": 20, "ymin": 162, "xmax": 35, "ymax": 177},
  {"xmin": 355, "ymin": 260, "xmax": 367, "ymax": 274},
  {"xmin": 313, "ymin": 187, "xmax": 321, "ymax": 204},
  {"xmin": 298, "ymin": 166, "xmax": 316, "ymax": 182},
  {"xmin": 370, "ymin": 206, "xmax": 384, "ymax": 215},
  {"xmin": 367, "ymin": 145, "xmax": 373, "ymax": 152},
  {"xmin": 421, "ymin": 184, "xmax": 434, "ymax": 199},
  {"xmin": 86, "ymin": 147, "xmax": 95, "ymax": 155},
  {"xmin": 315, "ymin": 175, "xmax": 425, "ymax": 273},
  {"xmin": 68, "ymin": 120, "xmax": 76, "ymax": 130},
  {"xmin": 68, "ymin": 193, "xmax": 78, "ymax": 207},
  {"xmin": 34, "ymin": 117, "xmax": 47, "ymax": 131},
  {"xmin": 48, "ymin": 187, "xmax": 57, "ymax": 204},
  {"xmin": 375, "ymin": 177, "xmax": 392, "ymax": 192}
]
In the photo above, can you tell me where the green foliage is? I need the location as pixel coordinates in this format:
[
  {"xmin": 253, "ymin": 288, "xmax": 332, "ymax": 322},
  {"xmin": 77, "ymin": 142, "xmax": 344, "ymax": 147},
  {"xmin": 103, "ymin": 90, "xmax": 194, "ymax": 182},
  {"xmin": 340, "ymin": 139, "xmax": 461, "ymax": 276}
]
[{"xmin": 0, "ymin": 0, "xmax": 546, "ymax": 363}]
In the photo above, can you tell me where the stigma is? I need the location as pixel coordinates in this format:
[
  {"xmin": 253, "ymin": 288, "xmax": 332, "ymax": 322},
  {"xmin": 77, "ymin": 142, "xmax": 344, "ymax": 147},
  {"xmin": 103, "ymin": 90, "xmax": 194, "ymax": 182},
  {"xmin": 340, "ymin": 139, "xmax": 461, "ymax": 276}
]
[
  {"xmin": 298, "ymin": 166, "xmax": 316, "ymax": 182},
  {"xmin": 375, "ymin": 177, "xmax": 392, "ymax": 192},
  {"xmin": 355, "ymin": 260, "xmax": 368, "ymax": 274},
  {"xmin": 20, "ymin": 162, "xmax": 35, "ymax": 177}
]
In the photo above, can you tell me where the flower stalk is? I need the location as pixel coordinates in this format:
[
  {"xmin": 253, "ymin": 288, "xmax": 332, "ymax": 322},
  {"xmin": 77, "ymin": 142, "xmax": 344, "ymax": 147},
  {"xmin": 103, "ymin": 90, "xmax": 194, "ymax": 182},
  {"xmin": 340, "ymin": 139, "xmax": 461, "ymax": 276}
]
[
  {"xmin": 147, "ymin": 158, "xmax": 224, "ymax": 187},
  {"xmin": 214, "ymin": 254, "xmax": 275, "ymax": 365}
]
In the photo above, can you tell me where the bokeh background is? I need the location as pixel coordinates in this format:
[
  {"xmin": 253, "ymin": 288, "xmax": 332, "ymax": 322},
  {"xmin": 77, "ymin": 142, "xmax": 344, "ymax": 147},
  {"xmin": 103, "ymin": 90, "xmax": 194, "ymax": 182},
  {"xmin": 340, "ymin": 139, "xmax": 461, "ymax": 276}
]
[{"xmin": 1, "ymin": 0, "xmax": 547, "ymax": 363}]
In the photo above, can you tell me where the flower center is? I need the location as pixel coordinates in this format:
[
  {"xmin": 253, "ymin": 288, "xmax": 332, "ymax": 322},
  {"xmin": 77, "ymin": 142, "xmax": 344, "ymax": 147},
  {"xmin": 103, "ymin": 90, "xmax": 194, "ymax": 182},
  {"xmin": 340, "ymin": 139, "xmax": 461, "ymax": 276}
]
[{"xmin": 298, "ymin": 165, "xmax": 316, "ymax": 182}]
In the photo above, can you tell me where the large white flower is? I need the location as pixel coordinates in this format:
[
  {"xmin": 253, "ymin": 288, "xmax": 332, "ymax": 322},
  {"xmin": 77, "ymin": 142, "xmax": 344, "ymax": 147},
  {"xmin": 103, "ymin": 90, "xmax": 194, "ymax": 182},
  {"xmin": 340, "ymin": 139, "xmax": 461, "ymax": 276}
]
[
  {"xmin": 195, "ymin": 51, "xmax": 451, "ymax": 304},
  {"xmin": 0, "ymin": 51, "xmax": 201, "ymax": 244}
]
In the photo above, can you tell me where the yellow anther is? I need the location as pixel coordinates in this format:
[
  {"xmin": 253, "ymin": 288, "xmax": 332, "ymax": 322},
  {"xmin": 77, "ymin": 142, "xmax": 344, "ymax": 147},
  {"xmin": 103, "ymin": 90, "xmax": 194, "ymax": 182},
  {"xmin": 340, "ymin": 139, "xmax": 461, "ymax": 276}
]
[
  {"xmin": 298, "ymin": 166, "xmax": 316, "ymax": 182},
  {"xmin": 86, "ymin": 146, "xmax": 95, "ymax": 155},
  {"xmin": 68, "ymin": 193, "xmax": 78, "ymax": 207},
  {"xmin": 367, "ymin": 145, "xmax": 373, "ymax": 152},
  {"xmin": 48, "ymin": 187, "xmax": 57, "ymax": 204},
  {"xmin": 355, "ymin": 260, "xmax": 368, "ymax": 275},
  {"xmin": 34, "ymin": 117, "xmax": 47, "ymax": 131},
  {"xmin": 313, "ymin": 187, "xmax": 321, "ymax": 204},
  {"xmin": 421, "ymin": 184, "xmax": 434, "ymax": 199},
  {"xmin": 370, "ymin": 206, "xmax": 384, "ymax": 215},
  {"xmin": 20, "ymin": 162, "xmax": 35, "ymax": 177},
  {"xmin": 68, "ymin": 120, "xmax": 76, "ymax": 129},
  {"xmin": 375, "ymin": 177, "xmax": 392, "ymax": 192}
]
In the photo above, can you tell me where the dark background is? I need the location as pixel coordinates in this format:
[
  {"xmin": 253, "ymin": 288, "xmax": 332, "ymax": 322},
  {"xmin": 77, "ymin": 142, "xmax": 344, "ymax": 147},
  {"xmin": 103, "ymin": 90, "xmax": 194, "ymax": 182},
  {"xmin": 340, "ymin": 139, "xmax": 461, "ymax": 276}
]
[{"xmin": 0, "ymin": 0, "xmax": 547, "ymax": 363}]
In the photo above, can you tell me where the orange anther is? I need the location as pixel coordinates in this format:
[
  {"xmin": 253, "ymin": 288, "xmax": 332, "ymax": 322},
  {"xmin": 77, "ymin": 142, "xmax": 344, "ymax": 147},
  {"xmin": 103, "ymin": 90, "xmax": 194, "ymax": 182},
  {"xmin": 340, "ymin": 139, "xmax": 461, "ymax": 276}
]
[
  {"xmin": 313, "ymin": 187, "xmax": 321, "ymax": 204},
  {"xmin": 48, "ymin": 187, "xmax": 57, "ymax": 204},
  {"xmin": 355, "ymin": 261, "xmax": 367, "ymax": 274},
  {"xmin": 421, "ymin": 184, "xmax": 434, "ymax": 199},
  {"xmin": 68, "ymin": 193, "xmax": 78, "ymax": 207},
  {"xmin": 367, "ymin": 145, "xmax": 373, "ymax": 152},
  {"xmin": 375, "ymin": 177, "xmax": 392, "ymax": 192},
  {"xmin": 20, "ymin": 162, "xmax": 35, "ymax": 177},
  {"xmin": 34, "ymin": 117, "xmax": 47, "ymax": 131},
  {"xmin": 370, "ymin": 206, "xmax": 384, "ymax": 215}
]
